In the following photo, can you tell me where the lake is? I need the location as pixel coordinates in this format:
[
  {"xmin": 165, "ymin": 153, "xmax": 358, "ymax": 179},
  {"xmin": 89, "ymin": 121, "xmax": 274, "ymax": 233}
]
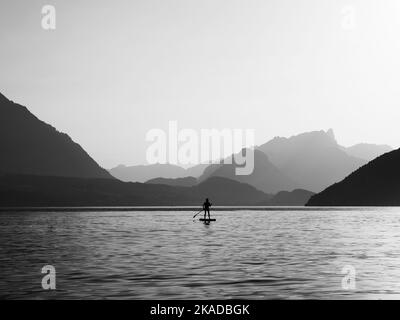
[{"xmin": 1, "ymin": 207, "xmax": 400, "ymax": 299}]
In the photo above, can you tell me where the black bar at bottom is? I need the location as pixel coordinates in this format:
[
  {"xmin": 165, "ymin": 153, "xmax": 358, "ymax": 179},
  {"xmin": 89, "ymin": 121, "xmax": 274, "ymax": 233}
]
[{"xmin": 0, "ymin": 300, "xmax": 388, "ymax": 319}]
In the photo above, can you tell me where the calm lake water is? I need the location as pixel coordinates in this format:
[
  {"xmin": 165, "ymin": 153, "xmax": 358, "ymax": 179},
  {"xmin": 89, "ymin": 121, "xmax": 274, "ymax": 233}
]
[{"xmin": 1, "ymin": 207, "xmax": 400, "ymax": 299}]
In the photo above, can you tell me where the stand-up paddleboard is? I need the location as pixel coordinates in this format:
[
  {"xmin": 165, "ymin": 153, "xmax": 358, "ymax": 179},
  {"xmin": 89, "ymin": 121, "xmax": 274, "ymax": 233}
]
[{"xmin": 199, "ymin": 218, "xmax": 216, "ymax": 222}]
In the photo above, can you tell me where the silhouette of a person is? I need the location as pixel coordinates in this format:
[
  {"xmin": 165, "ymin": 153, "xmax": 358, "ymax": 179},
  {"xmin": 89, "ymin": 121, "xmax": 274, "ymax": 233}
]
[{"xmin": 203, "ymin": 198, "xmax": 212, "ymax": 220}]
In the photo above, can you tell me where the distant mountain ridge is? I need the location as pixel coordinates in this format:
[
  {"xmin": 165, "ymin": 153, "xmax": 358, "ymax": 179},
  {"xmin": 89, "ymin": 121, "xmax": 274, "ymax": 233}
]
[
  {"xmin": 108, "ymin": 129, "xmax": 391, "ymax": 195},
  {"xmin": 257, "ymin": 129, "xmax": 366, "ymax": 192},
  {"xmin": 261, "ymin": 189, "xmax": 315, "ymax": 206},
  {"xmin": 109, "ymin": 163, "xmax": 208, "ymax": 183},
  {"xmin": 192, "ymin": 130, "xmax": 392, "ymax": 194},
  {"xmin": 343, "ymin": 143, "xmax": 392, "ymax": 162},
  {"xmin": 109, "ymin": 163, "xmax": 186, "ymax": 182},
  {"xmin": 0, "ymin": 174, "xmax": 271, "ymax": 206},
  {"xmin": 198, "ymin": 149, "xmax": 296, "ymax": 194},
  {"xmin": 0, "ymin": 93, "xmax": 112, "ymax": 179},
  {"xmin": 146, "ymin": 176, "xmax": 198, "ymax": 187},
  {"xmin": 196, "ymin": 129, "xmax": 369, "ymax": 194}
]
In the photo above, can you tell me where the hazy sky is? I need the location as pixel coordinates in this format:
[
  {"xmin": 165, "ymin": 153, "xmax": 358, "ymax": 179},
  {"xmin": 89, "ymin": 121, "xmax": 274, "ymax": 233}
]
[{"xmin": 1, "ymin": 0, "xmax": 400, "ymax": 168}]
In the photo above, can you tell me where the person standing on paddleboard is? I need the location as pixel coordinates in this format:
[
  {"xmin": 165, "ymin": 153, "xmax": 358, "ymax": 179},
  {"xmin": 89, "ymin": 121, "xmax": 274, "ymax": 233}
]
[{"xmin": 203, "ymin": 198, "xmax": 212, "ymax": 220}]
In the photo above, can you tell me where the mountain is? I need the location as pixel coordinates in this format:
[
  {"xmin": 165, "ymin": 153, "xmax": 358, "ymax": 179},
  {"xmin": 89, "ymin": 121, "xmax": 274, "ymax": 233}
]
[
  {"xmin": 0, "ymin": 93, "xmax": 112, "ymax": 179},
  {"xmin": 109, "ymin": 163, "xmax": 186, "ymax": 182},
  {"xmin": 306, "ymin": 148, "xmax": 400, "ymax": 206},
  {"xmin": 146, "ymin": 176, "xmax": 198, "ymax": 187},
  {"xmin": 343, "ymin": 143, "xmax": 392, "ymax": 162},
  {"xmin": 109, "ymin": 163, "xmax": 208, "ymax": 183},
  {"xmin": 0, "ymin": 92, "xmax": 9, "ymax": 103},
  {"xmin": 198, "ymin": 149, "xmax": 296, "ymax": 194},
  {"xmin": 196, "ymin": 177, "xmax": 272, "ymax": 205},
  {"xmin": 0, "ymin": 174, "xmax": 270, "ymax": 206},
  {"xmin": 184, "ymin": 163, "xmax": 209, "ymax": 177},
  {"xmin": 0, "ymin": 174, "xmax": 190, "ymax": 207},
  {"xmin": 258, "ymin": 129, "xmax": 366, "ymax": 192},
  {"xmin": 261, "ymin": 189, "xmax": 315, "ymax": 206}
]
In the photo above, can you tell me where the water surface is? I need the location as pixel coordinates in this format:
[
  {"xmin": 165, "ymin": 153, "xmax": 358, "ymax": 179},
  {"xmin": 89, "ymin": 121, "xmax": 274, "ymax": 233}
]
[{"xmin": 1, "ymin": 207, "xmax": 400, "ymax": 299}]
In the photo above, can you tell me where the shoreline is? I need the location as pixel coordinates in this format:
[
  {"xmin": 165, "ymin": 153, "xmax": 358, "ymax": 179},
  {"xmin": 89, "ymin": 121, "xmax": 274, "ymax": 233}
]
[{"xmin": 0, "ymin": 206, "xmax": 390, "ymax": 212}]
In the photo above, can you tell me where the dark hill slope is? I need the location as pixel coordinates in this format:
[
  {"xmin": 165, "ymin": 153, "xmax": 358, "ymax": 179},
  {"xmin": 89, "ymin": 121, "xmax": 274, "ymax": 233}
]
[
  {"xmin": 307, "ymin": 148, "xmax": 400, "ymax": 206},
  {"xmin": 0, "ymin": 93, "xmax": 112, "ymax": 179}
]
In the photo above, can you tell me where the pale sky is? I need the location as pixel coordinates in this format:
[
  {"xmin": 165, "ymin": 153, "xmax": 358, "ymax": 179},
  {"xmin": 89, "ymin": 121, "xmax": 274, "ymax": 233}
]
[{"xmin": 1, "ymin": 0, "xmax": 400, "ymax": 168}]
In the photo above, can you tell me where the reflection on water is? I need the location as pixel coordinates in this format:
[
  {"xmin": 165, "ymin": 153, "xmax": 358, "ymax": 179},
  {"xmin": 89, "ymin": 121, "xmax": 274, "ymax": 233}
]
[{"xmin": 1, "ymin": 208, "xmax": 400, "ymax": 299}]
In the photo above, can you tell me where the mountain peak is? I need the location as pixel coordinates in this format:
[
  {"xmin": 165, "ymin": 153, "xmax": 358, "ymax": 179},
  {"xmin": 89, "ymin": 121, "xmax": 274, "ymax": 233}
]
[
  {"xmin": 326, "ymin": 128, "xmax": 335, "ymax": 141},
  {"xmin": 262, "ymin": 130, "xmax": 338, "ymax": 150}
]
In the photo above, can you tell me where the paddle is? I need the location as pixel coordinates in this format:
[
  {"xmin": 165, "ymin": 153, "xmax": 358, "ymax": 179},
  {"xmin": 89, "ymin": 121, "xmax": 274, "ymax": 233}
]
[{"xmin": 193, "ymin": 209, "xmax": 203, "ymax": 219}]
